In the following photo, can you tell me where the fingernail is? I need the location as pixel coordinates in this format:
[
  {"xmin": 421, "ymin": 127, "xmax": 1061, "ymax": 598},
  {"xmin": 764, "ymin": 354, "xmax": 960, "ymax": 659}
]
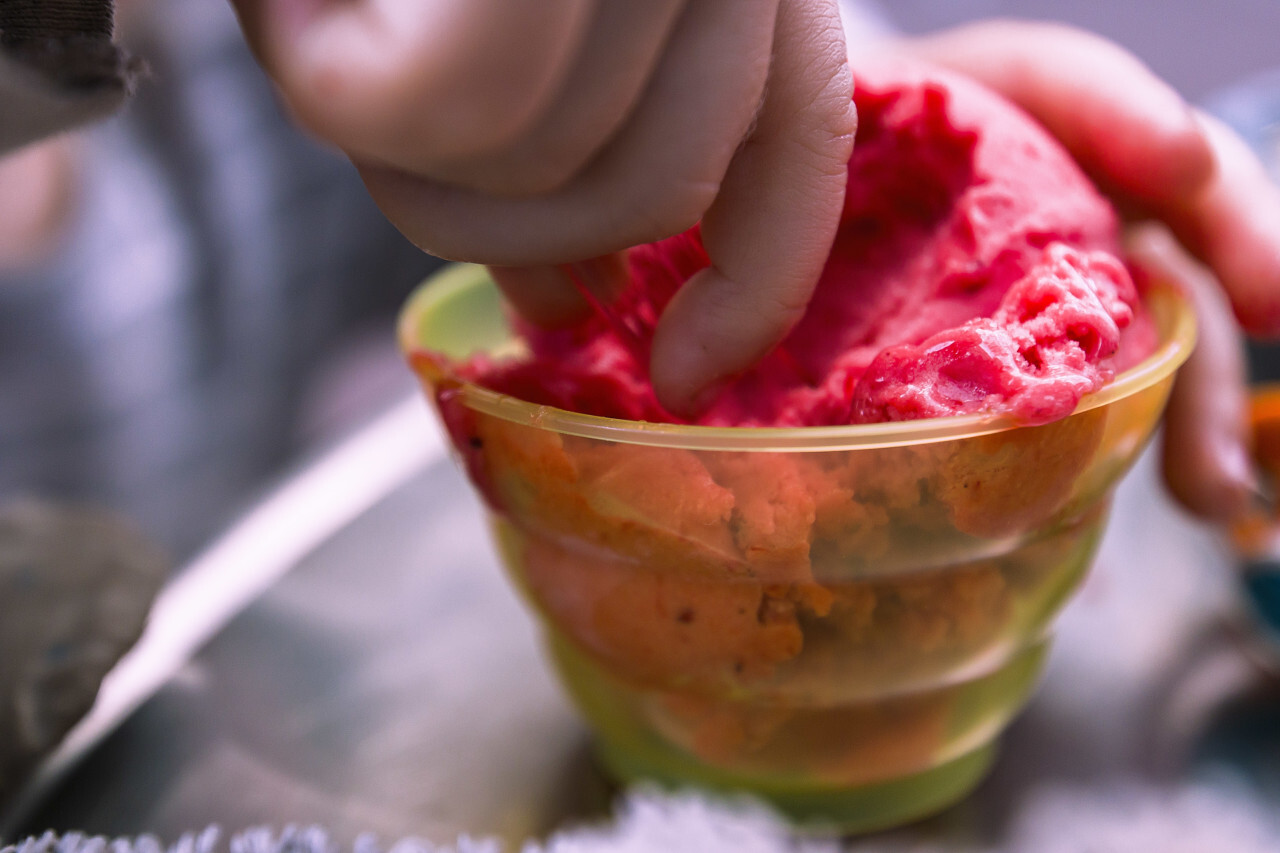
[{"xmin": 688, "ymin": 375, "xmax": 732, "ymax": 416}]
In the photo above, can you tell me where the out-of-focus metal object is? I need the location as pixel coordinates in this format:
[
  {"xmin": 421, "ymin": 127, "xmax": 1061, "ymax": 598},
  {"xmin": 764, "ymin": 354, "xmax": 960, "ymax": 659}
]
[{"xmin": 0, "ymin": 500, "xmax": 167, "ymax": 809}]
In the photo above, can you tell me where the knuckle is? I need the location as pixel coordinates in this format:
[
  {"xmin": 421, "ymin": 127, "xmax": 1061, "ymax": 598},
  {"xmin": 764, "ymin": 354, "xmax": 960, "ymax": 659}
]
[
  {"xmin": 630, "ymin": 175, "xmax": 722, "ymax": 243},
  {"xmin": 494, "ymin": 142, "xmax": 594, "ymax": 197},
  {"xmin": 770, "ymin": 283, "xmax": 813, "ymax": 319},
  {"xmin": 505, "ymin": 160, "xmax": 580, "ymax": 197},
  {"xmin": 292, "ymin": 52, "xmax": 545, "ymax": 166}
]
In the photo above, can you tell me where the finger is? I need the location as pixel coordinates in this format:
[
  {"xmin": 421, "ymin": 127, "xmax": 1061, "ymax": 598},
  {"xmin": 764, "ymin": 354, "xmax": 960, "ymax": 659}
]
[
  {"xmin": 489, "ymin": 253, "xmax": 629, "ymax": 329},
  {"xmin": 488, "ymin": 264, "xmax": 590, "ymax": 328},
  {"xmin": 1129, "ymin": 224, "xmax": 1254, "ymax": 522},
  {"xmin": 905, "ymin": 20, "xmax": 1214, "ymax": 208},
  {"xmin": 650, "ymin": 0, "xmax": 856, "ymax": 413},
  {"xmin": 441, "ymin": 1, "xmax": 687, "ymax": 196},
  {"xmin": 1161, "ymin": 113, "xmax": 1280, "ymax": 337},
  {"xmin": 233, "ymin": 0, "xmax": 595, "ymax": 167},
  {"xmin": 357, "ymin": 0, "xmax": 781, "ymax": 265}
]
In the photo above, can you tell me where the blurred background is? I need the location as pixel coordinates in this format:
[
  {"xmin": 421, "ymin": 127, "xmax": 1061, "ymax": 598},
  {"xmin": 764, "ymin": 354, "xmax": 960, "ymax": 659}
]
[
  {"xmin": 885, "ymin": 0, "xmax": 1280, "ymax": 103},
  {"xmin": 2, "ymin": 0, "xmax": 1278, "ymax": 563},
  {"xmin": 0, "ymin": 0, "xmax": 441, "ymax": 560}
]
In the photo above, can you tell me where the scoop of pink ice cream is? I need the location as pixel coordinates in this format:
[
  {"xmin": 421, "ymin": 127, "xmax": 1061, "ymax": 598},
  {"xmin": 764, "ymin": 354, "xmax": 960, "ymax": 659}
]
[{"xmin": 461, "ymin": 60, "xmax": 1154, "ymax": 428}]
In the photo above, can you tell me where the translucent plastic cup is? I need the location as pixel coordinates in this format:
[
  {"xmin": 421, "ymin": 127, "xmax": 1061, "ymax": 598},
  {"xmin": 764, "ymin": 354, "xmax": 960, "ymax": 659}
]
[{"xmin": 399, "ymin": 264, "xmax": 1195, "ymax": 832}]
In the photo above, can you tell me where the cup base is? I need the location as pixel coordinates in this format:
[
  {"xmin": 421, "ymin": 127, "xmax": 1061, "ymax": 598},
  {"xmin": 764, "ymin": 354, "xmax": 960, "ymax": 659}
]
[{"xmin": 593, "ymin": 734, "xmax": 996, "ymax": 835}]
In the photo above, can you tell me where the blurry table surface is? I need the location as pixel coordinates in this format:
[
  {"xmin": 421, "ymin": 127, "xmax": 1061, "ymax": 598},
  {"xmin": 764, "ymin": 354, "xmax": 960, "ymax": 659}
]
[{"xmin": 4, "ymin": 394, "xmax": 1280, "ymax": 849}]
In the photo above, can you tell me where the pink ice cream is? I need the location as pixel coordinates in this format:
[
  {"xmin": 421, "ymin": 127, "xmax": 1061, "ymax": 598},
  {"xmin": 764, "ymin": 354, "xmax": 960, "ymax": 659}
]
[{"xmin": 458, "ymin": 61, "xmax": 1155, "ymax": 428}]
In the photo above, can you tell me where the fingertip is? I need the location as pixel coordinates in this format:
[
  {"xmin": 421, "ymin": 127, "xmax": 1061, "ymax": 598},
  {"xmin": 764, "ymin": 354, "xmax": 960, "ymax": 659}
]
[
  {"xmin": 649, "ymin": 265, "xmax": 800, "ymax": 417},
  {"xmin": 1162, "ymin": 424, "xmax": 1256, "ymax": 523},
  {"xmin": 648, "ymin": 275, "xmax": 727, "ymax": 417},
  {"xmin": 647, "ymin": 320, "xmax": 703, "ymax": 418},
  {"xmin": 649, "ymin": 350, "xmax": 725, "ymax": 420},
  {"xmin": 489, "ymin": 264, "xmax": 589, "ymax": 328},
  {"xmin": 1160, "ymin": 357, "xmax": 1242, "ymax": 522},
  {"xmin": 1161, "ymin": 334, "xmax": 1253, "ymax": 524},
  {"xmin": 648, "ymin": 345, "xmax": 736, "ymax": 420}
]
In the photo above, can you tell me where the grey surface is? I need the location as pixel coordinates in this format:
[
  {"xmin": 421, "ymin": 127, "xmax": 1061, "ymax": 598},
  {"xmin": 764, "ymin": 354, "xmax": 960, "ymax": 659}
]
[
  {"xmin": 11, "ymin": 445, "xmax": 1280, "ymax": 849},
  {"xmin": 16, "ymin": 459, "xmax": 610, "ymax": 845},
  {"xmin": 0, "ymin": 501, "xmax": 167, "ymax": 810}
]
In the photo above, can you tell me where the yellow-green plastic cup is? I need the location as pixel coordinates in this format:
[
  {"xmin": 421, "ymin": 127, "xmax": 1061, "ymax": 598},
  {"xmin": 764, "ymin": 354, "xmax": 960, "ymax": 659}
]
[{"xmin": 399, "ymin": 263, "xmax": 1194, "ymax": 833}]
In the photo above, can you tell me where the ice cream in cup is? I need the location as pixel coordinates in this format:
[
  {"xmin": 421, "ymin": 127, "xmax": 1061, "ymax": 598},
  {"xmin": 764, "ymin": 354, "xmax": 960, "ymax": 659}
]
[{"xmin": 398, "ymin": 61, "xmax": 1196, "ymax": 832}]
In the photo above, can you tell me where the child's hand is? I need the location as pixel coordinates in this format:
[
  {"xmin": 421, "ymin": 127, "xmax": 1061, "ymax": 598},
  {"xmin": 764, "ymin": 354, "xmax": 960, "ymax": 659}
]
[
  {"xmin": 904, "ymin": 20, "xmax": 1280, "ymax": 522},
  {"xmin": 234, "ymin": 4, "xmax": 1280, "ymax": 523},
  {"xmin": 231, "ymin": 0, "xmax": 857, "ymax": 414}
]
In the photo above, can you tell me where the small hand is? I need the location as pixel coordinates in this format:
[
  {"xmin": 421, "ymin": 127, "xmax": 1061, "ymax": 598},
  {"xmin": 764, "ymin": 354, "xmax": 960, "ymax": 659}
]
[{"xmin": 231, "ymin": 0, "xmax": 858, "ymax": 414}]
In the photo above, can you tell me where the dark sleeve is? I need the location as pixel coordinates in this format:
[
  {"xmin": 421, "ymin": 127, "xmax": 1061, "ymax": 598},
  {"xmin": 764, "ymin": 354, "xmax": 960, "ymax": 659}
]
[{"xmin": 0, "ymin": 0, "xmax": 140, "ymax": 154}]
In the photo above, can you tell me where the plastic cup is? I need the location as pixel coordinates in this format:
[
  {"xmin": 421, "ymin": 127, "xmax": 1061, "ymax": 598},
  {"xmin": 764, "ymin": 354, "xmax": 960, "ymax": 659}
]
[{"xmin": 398, "ymin": 263, "xmax": 1194, "ymax": 832}]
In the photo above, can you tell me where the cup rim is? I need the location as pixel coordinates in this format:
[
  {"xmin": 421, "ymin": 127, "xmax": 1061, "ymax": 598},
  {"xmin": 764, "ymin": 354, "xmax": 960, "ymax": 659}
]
[{"xmin": 400, "ymin": 263, "xmax": 1196, "ymax": 452}]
